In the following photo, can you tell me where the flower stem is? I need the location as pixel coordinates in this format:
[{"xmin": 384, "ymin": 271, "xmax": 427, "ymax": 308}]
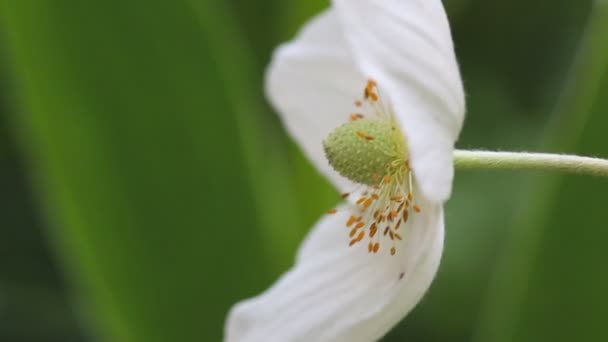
[{"xmin": 454, "ymin": 150, "xmax": 608, "ymax": 177}]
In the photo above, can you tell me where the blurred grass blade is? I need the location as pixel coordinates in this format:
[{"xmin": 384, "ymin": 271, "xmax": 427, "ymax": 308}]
[
  {"xmin": 187, "ymin": 0, "xmax": 305, "ymax": 272},
  {"xmin": 476, "ymin": 3, "xmax": 608, "ymax": 341},
  {"xmin": 1, "ymin": 0, "xmax": 275, "ymax": 340}
]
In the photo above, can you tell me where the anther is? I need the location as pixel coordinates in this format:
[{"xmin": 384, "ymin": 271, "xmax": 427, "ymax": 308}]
[
  {"xmin": 327, "ymin": 208, "xmax": 337, "ymax": 214},
  {"xmin": 395, "ymin": 219, "xmax": 402, "ymax": 230},
  {"xmin": 372, "ymin": 243, "xmax": 380, "ymax": 253},
  {"xmin": 356, "ymin": 131, "xmax": 375, "ymax": 141},
  {"xmin": 356, "ymin": 231, "xmax": 365, "ymax": 242},
  {"xmin": 350, "ymin": 113, "xmax": 365, "ymax": 121},
  {"xmin": 413, "ymin": 205, "xmax": 422, "ymax": 213},
  {"xmin": 346, "ymin": 216, "xmax": 357, "ymax": 227},
  {"xmin": 390, "ymin": 247, "xmax": 396, "ymax": 256},
  {"xmin": 369, "ymin": 223, "xmax": 378, "ymax": 237}
]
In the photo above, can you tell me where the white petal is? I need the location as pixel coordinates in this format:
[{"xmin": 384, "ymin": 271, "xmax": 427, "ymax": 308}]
[
  {"xmin": 225, "ymin": 200, "xmax": 444, "ymax": 342},
  {"xmin": 333, "ymin": 0, "xmax": 466, "ymax": 202},
  {"xmin": 265, "ymin": 10, "xmax": 365, "ymax": 193}
]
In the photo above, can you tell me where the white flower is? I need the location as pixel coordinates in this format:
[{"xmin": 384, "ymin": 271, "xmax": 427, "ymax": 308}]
[{"xmin": 225, "ymin": 0, "xmax": 465, "ymax": 341}]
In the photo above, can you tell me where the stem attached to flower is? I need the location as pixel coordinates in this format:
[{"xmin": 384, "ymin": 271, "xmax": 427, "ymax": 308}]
[{"xmin": 454, "ymin": 150, "xmax": 608, "ymax": 177}]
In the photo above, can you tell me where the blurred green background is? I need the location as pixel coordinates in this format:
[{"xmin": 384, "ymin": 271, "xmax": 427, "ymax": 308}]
[{"xmin": 0, "ymin": 0, "xmax": 607, "ymax": 341}]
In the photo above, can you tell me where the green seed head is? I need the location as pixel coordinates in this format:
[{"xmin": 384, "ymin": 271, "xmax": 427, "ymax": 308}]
[{"xmin": 323, "ymin": 118, "xmax": 408, "ymax": 185}]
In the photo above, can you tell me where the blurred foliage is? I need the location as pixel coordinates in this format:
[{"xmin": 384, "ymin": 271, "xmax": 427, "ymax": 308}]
[{"xmin": 0, "ymin": 0, "xmax": 607, "ymax": 341}]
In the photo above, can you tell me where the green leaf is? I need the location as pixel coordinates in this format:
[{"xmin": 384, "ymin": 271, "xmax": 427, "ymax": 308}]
[
  {"xmin": 1, "ymin": 0, "xmax": 275, "ymax": 340},
  {"xmin": 475, "ymin": 3, "xmax": 608, "ymax": 341}
]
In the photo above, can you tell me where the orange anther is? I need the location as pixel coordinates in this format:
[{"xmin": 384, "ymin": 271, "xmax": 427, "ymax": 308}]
[
  {"xmin": 327, "ymin": 208, "xmax": 337, "ymax": 214},
  {"xmin": 390, "ymin": 195, "xmax": 403, "ymax": 201},
  {"xmin": 407, "ymin": 193, "xmax": 414, "ymax": 201},
  {"xmin": 356, "ymin": 197, "xmax": 367, "ymax": 205},
  {"xmin": 394, "ymin": 233, "xmax": 402, "ymax": 240},
  {"xmin": 356, "ymin": 230, "xmax": 365, "ymax": 242},
  {"xmin": 346, "ymin": 216, "xmax": 357, "ymax": 227},
  {"xmin": 350, "ymin": 113, "xmax": 364, "ymax": 121},
  {"xmin": 390, "ymin": 247, "xmax": 396, "ymax": 256},
  {"xmin": 395, "ymin": 219, "xmax": 402, "ymax": 230},
  {"xmin": 403, "ymin": 210, "xmax": 409, "ymax": 223},
  {"xmin": 389, "ymin": 231, "xmax": 395, "ymax": 240},
  {"xmin": 341, "ymin": 192, "xmax": 350, "ymax": 199},
  {"xmin": 384, "ymin": 175, "xmax": 392, "ymax": 184},
  {"xmin": 349, "ymin": 227, "xmax": 359, "ymax": 238},
  {"xmin": 373, "ymin": 243, "xmax": 380, "ymax": 253},
  {"xmin": 383, "ymin": 226, "xmax": 390, "ymax": 236},
  {"xmin": 363, "ymin": 198, "xmax": 373, "ymax": 208},
  {"xmin": 356, "ymin": 131, "xmax": 374, "ymax": 141},
  {"xmin": 371, "ymin": 194, "xmax": 379, "ymax": 200},
  {"xmin": 369, "ymin": 223, "xmax": 378, "ymax": 237},
  {"xmin": 355, "ymin": 100, "xmax": 363, "ymax": 107},
  {"xmin": 368, "ymin": 242, "xmax": 373, "ymax": 252},
  {"xmin": 413, "ymin": 205, "xmax": 422, "ymax": 213},
  {"xmin": 355, "ymin": 221, "xmax": 365, "ymax": 229}
]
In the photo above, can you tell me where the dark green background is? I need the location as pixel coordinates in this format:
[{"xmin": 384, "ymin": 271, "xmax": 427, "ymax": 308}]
[{"xmin": 0, "ymin": 0, "xmax": 606, "ymax": 341}]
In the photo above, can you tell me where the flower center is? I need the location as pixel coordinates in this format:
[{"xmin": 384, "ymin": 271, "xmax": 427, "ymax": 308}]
[
  {"xmin": 323, "ymin": 118, "xmax": 408, "ymax": 185},
  {"xmin": 325, "ymin": 80, "xmax": 422, "ymax": 256}
]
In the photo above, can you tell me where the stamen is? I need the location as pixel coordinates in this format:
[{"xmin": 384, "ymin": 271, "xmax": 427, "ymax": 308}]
[
  {"xmin": 372, "ymin": 243, "xmax": 380, "ymax": 253},
  {"xmin": 324, "ymin": 80, "xmax": 422, "ymax": 256},
  {"xmin": 346, "ymin": 216, "xmax": 358, "ymax": 227},
  {"xmin": 369, "ymin": 223, "xmax": 378, "ymax": 237},
  {"xmin": 356, "ymin": 131, "xmax": 375, "ymax": 141},
  {"xmin": 350, "ymin": 113, "xmax": 365, "ymax": 121}
]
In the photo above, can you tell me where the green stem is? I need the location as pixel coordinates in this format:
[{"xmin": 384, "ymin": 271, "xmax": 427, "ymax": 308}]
[{"xmin": 454, "ymin": 150, "xmax": 608, "ymax": 177}]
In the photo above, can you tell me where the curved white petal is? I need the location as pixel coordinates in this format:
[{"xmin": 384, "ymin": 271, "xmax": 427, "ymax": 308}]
[
  {"xmin": 225, "ymin": 199, "xmax": 444, "ymax": 342},
  {"xmin": 332, "ymin": 0, "xmax": 466, "ymax": 202},
  {"xmin": 266, "ymin": 10, "xmax": 365, "ymax": 193}
]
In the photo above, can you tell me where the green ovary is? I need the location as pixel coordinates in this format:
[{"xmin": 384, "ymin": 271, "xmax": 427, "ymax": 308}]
[{"xmin": 323, "ymin": 118, "xmax": 408, "ymax": 185}]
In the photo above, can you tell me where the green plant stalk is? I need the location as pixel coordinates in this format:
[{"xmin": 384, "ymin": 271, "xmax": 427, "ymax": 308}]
[{"xmin": 454, "ymin": 150, "xmax": 608, "ymax": 177}]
